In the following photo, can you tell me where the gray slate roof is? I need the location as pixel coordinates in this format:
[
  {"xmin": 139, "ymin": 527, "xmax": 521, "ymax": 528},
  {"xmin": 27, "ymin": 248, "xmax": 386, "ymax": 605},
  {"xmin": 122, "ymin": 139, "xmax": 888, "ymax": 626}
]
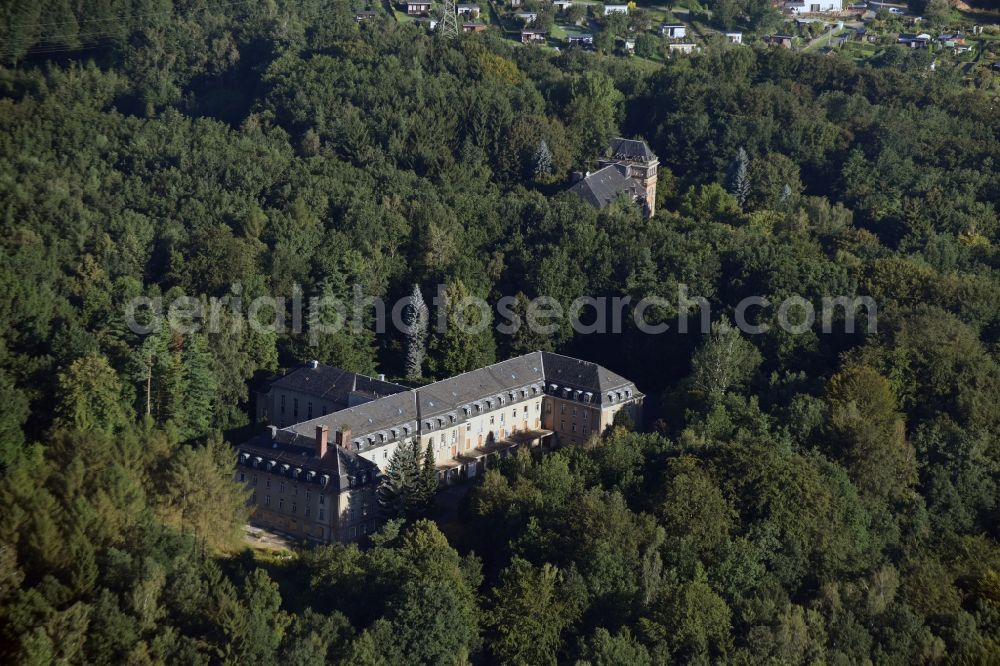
[
  {"xmin": 607, "ymin": 137, "xmax": 657, "ymax": 162},
  {"xmin": 268, "ymin": 363, "xmax": 407, "ymax": 404},
  {"xmin": 244, "ymin": 352, "xmax": 642, "ymax": 471},
  {"xmin": 238, "ymin": 429, "xmax": 378, "ymax": 492},
  {"xmin": 568, "ymin": 165, "xmax": 643, "ymax": 210},
  {"xmin": 540, "ymin": 351, "xmax": 634, "ymax": 399}
]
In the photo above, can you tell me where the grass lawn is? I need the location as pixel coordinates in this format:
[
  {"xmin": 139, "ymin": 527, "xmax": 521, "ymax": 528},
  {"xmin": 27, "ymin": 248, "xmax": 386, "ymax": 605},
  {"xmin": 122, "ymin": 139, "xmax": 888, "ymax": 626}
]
[{"xmin": 550, "ymin": 23, "xmax": 568, "ymax": 39}]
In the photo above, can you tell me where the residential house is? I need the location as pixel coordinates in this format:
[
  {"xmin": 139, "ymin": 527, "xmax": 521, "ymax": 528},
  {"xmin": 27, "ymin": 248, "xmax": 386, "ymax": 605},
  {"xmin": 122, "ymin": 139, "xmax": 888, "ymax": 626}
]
[
  {"xmin": 355, "ymin": 9, "xmax": 378, "ymax": 21},
  {"xmin": 725, "ymin": 32, "xmax": 743, "ymax": 44},
  {"xmin": 787, "ymin": 0, "xmax": 842, "ymax": 10},
  {"xmin": 463, "ymin": 21, "xmax": 488, "ymax": 32},
  {"xmin": 522, "ymin": 28, "xmax": 547, "ymax": 43},
  {"xmin": 604, "ymin": 4, "xmax": 629, "ymax": 14},
  {"xmin": 668, "ymin": 42, "xmax": 697, "ymax": 54},
  {"xmin": 565, "ymin": 31, "xmax": 594, "ymax": 47},
  {"xmin": 404, "ymin": 0, "xmax": 431, "ymax": 15},
  {"xmin": 897, "ymin": 32, "xmax": 931, "ymax": 48},
  {"xmin": 239, "ymin": 352, "xmax": 644, "ymax": 543},
  {"xmin": 516, "ymin": 11, "xmax": 538, "ymax": 23},
  {"xmin": 456, "ymin": 3, "xmax": 481, "ymax": 18},
  {"xmin": 659, "ymin": 23, "xmax": 687, "ymax": 38},
  {"xmin": 553, "ymin": 0, "xmax": 573, "ymax": 11},
  {"xmin": 765, "ymin": 34, "xmax": 795, "ymax": 48}
]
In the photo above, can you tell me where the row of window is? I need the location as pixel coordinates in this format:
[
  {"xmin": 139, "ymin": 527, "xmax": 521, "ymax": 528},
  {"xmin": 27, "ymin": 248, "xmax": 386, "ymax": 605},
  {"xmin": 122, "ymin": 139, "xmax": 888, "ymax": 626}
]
[
  {"xmin": 240, "ymin": 473, "xmax": 327, "ymax": 505},
  {"xmin": 279, "ymin": 394, "xmax": 330, "ymax": 421},
  {"xmin": 253, "ymin": 493, "xmax": 325, "ymax": 521}
]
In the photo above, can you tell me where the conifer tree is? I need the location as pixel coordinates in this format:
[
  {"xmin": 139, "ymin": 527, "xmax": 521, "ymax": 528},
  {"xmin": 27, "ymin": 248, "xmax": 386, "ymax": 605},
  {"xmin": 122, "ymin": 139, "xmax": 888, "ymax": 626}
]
[
  {"xmin": 728, "ymin": 147, "xmax": 751, "ymax": 210},
  {"xmin": 178, "ymin": 334, "xmax": 217, "ymax": 440},
  {"xmin": 416, "ymin": 442, "xmax": 439, "ymax": 513},
  {"xmin": 404, "ymin": 284, "xmax": 429, "ymax": 381},
  {"xmin": 533, "ymin": 140, "xmax": 553, "ymax": 182}
]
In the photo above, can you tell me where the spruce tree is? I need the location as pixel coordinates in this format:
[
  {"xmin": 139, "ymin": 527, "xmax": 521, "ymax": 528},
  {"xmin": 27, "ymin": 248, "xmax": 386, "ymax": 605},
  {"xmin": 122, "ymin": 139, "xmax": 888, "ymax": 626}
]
[
  {"xmin": 179, "ymin": 333, "xmax": 217, "ymax": 440},
  {"xmin": 377, "ymin": 444, "xmax": 410, "ymax": 519},
  {"xmin": 728, "ymin": 147, "xmax": 751, "ymax": 210},
  {"xmin": 533, "ymin": 140, "xmax": 553, "ymax": 182},
  {"xmin": 404, "ymin": 284, "xmax": 429, "ymax": 381},
  {"xmin": 417, "ymin": 442, "xmax": 439, "ymax": 513}
]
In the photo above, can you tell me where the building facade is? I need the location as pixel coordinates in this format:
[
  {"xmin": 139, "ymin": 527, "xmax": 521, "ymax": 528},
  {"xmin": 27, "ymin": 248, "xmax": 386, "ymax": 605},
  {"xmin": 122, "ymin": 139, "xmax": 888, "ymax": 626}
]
[
  {"xmin": 237, "ymin": 352, "xmax": 643, "ymax": 543},
  {"xmin": 570, "ymin": 137, "xmax": 659, "ymax": 218}
]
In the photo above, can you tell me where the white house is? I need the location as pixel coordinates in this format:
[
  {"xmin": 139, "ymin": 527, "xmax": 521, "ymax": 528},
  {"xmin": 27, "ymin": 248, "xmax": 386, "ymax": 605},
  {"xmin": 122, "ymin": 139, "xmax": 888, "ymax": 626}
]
[
  {"xmin": 516, "ymin": 11, "xmax": 538, "ymax": 23},
  {"xmin": 725, "ymin": 32, "xmax": 743, "ymax": 44},
  {"xmin": 553, "ymin": 0, "xmax": 573, "ymax": 10},
  {"xmin": 669, "ymin": 42, "xmax": 697, "ymax": 54},
  {"xmin": 796, "ymin": 0, "xmax": 843, "ymax": 11},
  {"xmin": 659, "ymin": 24, "xmax": 687, "ymax": 38},
  {"xmin": 604, "ymin": 4, "xmax": 629, "ymax": 15}
]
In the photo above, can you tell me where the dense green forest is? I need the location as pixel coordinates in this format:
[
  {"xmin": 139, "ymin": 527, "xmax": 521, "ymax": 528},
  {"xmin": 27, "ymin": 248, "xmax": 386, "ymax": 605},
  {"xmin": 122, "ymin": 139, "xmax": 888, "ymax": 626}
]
[{"xmin": 0, "ymin": 1, "xmax": 999, "ymax": 663}]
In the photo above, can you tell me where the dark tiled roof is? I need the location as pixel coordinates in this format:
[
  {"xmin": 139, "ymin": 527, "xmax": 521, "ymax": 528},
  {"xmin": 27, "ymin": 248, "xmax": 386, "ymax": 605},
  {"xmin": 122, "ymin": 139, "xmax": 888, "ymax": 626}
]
[
  {"xmin": 245, "ymin": 352, "xmax": 642, "ymax": 466},
  {"xmin": 286, "ymin": 390, "xmax": 419, "ymax": 449},
  {"xmin": 607, "ymin": 137, "xmax": 657, "ymax": 162},
  {"xmin": 268, "ymin": 363, "xmax": 407, "ymax": 404},
  {"xmin": 568, "ymin": 165, "xmax": 643, "ymax": 209},
  {"xmin": 417, "ymin": 352, "xmax": 546, "ymax": 419},
  {"xmin": 238, "ymin": 430, "xmax": 378, "ymax": 493},
  {"xmin": 540, "ymin": 351, "xmax": 638, "ymax": 404}
]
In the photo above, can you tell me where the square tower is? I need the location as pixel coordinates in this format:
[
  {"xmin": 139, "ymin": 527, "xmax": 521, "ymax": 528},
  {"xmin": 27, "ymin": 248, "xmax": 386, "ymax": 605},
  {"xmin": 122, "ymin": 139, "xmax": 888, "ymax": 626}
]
[{"xmin": 598, "ymin": 138, "xmax": 659, "ymax": 217}]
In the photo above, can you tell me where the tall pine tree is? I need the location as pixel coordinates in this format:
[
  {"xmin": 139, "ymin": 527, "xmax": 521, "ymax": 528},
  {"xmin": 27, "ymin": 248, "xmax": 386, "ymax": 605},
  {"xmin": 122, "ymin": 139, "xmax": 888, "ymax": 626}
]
[{"xmin": 404, "ymin": 284, "xmax": 429, "ymax": 382}]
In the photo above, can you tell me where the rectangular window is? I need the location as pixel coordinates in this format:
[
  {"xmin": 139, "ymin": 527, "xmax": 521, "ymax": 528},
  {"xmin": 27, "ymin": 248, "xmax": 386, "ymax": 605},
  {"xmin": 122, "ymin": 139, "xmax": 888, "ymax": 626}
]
[
  {"xmin": 523, "ymin": 405, "xmax": 528, "ymax": 413},
  {"xmin": 279, "ymin": 482, "xmax": 284, "ymax": 493},
  {"xmin": 572, "ymin": 424, "xmax": 577, "ymax": 432},
  {"xmin": 307, "ymin": 402, "xmax": 313, "ymax": 419},
  {"xmin": 265, "ymin": 495, "xmax": 270, "ymax": 505},
  {"xmin": 319, "ymin": 509, "xmax": 325, "ymax": 520},
  {"xmin": 499, "ymin": 413, "xmax": 504, "ymax": 423},
  {"xmin": 239, "ymin": 472, "xmax": 245, "ymax": 482},
  {"xmin": 319, "ymin": 494, "xmax": 325, "ymax": 505},
  {"xmin": 265, "ymin": 479, "xmax": 271, "ymax": 489},
  {"xmin": 281, "ymin": 394, "xmax": 286, "ymax": 413},
  {"xmin": 305, "ymin": 507, "xmax": 310, "ymax": 517},
  {"xmin": 573, "ymin": 407, "xmax": 577, "ymax": 416},
  {"xmin": 291, "ymin": 503, "xmax": 297, "ymax": 514},
  {"xmin": 560, "ymin": 420, "xmax": 565, "ymax": 431},
  {"xmin": 583, "ymin": 426, "xmax": 589, "ymax": 436},
  {"xmin": 252, "ymin": 475, "xmax": 257, "ymax": 485},
  {"xmin": 490, "ymin": 416, "xmax": 495, "ymax": 425},
  {"xmin": 293, "ymin": 398, "xmax": 299, "ymax": 418},
  {"xmin": 306, "ymin": 491, "xmax": 311, "ymax": 502},
  {"xmin": 279, "ymin": 499, "xmax": 284, "ymax": 510}
]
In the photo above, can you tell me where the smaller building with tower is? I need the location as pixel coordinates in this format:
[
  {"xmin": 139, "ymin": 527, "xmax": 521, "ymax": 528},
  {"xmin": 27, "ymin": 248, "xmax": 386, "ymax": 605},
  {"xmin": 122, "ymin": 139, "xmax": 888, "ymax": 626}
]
[{"xmin": 569, "ymin": 137, "xmax": 658, "ymax": 217}]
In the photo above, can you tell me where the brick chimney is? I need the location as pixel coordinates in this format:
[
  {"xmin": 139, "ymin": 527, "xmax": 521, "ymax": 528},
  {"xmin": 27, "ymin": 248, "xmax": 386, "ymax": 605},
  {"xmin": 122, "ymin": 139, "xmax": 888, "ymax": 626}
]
[
  {"xmin": 335, "ymin": 426, "xmax": 352, "ymax": 449},
  {"xmin": 315, "ymin": 425, "xmax": 329, "ymax": 459}
]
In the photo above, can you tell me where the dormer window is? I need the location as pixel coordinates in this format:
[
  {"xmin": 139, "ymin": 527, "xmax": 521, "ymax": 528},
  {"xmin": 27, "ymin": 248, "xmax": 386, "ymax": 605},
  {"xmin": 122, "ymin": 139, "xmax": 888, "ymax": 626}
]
[
  {"xmin": 391, "ymin": 429, "xmax": 398, "ymax": 438},
  {"xmin": 625, "ymin": 389, "xmax": 632, "ymax": 398}
]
